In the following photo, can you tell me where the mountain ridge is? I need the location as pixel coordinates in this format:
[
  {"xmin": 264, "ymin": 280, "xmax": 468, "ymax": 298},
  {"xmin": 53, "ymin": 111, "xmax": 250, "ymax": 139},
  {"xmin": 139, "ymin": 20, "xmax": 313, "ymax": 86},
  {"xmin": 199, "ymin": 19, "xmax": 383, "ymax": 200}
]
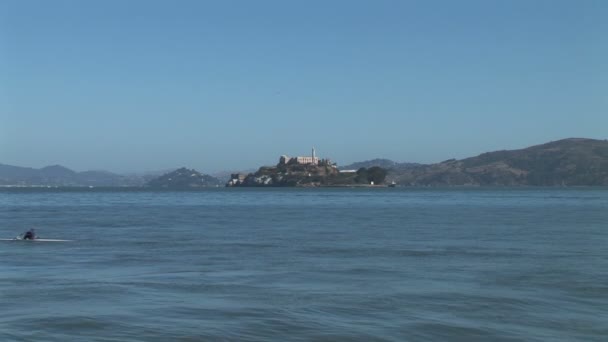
[
  {"xmin": 0, "ymin": 163, "xmax": 147, "ymax": 186},
  {"xmin": 2, "ymin": 138, "xmax": 607, "ymax": 187},
  {"xmin": 340, "ymin": 159, "xmax": 421, "ymax": 171},
  {"xmin": 392, "ymin": 138, "xmax": 608, "ymax": 186}
]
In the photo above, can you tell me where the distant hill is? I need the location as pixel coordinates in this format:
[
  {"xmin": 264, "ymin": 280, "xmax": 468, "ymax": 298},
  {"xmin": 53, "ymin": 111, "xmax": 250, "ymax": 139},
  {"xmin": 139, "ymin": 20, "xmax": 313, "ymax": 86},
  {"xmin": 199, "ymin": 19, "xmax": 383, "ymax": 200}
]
[
  {"xmin": 341, "ymin": 159, "xmax": 421, "ymax": 171},
  {"xmin": 394, "ymin": 138, "xmax": 608, "ymax": 186},
  {"xmin": 0, "ymin": 163, "xmax": 224, "ymax": 187},
  {"xmin": 0, "ymin": 164, "xmax": 39, "ymax": 180},
  {"xmin": 3, "ymin": 138, "xmax": 606, "ymax": 187},
  {"xmin": 0, "ymin": 164, "xmax": 145, "ymax": 186},
  {"xmin": 146, "ymin": 168, "xmax": 222, "ymax": 188}
]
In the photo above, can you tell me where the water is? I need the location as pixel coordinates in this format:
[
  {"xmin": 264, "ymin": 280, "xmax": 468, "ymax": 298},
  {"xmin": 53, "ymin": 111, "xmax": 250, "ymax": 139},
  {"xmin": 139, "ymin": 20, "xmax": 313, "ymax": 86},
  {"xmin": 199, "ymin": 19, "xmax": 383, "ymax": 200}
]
[{"xmin": 1, "ymin": 188, "xmax": 607, "ymax": 341}]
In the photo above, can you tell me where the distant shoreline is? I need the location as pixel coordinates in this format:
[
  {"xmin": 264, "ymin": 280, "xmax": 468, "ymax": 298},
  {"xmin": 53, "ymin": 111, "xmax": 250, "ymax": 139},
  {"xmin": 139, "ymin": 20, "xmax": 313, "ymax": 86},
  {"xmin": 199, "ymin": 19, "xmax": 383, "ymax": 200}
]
[{"xmin": 2, "ymin": 185, "xmax": 608, "ymax": 192}]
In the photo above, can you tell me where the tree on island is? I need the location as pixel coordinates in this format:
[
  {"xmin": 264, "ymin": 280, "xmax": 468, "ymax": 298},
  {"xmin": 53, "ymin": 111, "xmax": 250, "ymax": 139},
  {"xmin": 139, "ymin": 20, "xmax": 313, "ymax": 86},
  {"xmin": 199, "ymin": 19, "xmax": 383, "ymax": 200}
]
[
  {"xmin": 355, "ymin": 167, "xmax": 387, "ymax": 184},
  {"xmin": 368, "ymin": 166, "xmax": 388, "ymax": 184}
]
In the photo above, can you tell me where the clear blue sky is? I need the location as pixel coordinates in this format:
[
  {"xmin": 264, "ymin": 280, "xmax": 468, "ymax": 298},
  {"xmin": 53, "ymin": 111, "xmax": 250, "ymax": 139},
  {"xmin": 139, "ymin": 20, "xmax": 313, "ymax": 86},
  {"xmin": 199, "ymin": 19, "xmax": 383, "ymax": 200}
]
[{"xmin": 1, "ymin": 0, "xmax": 606, "ymax": 173}]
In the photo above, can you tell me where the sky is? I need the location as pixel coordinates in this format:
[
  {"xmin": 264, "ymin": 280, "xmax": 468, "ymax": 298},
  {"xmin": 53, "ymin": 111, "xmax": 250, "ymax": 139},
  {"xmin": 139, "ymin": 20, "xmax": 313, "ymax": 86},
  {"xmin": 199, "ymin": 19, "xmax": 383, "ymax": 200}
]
[{"xmin": 1, "ymin": 0, "xmax": 606, "ymax": 173}]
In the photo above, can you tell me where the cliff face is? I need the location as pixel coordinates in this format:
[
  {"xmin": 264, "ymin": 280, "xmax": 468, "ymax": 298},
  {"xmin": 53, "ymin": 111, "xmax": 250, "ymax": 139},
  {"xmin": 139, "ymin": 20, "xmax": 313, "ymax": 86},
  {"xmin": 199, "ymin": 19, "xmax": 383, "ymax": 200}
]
[
  {"xmin": 147, "ymin": 168, "xmax": 221, "ymax": 188},
  {"xmin": 394, "ymin": 138, "xmax": 608, "ymax": 186}
]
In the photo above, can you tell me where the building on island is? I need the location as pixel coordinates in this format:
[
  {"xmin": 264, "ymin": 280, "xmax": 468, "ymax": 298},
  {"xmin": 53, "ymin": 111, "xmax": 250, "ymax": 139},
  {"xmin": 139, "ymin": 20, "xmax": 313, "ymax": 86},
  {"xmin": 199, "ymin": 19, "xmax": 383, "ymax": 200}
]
[
  {"xmin": 225, "ymin": 147, "xmax": 341, "ymax": 187},
  {"xmin": 226, "ymin": 173, "xmax": 247, "ymax": 187},
  {"xmin": 280, "ymin": 147, "xmax": 321, "ymax": 166}
]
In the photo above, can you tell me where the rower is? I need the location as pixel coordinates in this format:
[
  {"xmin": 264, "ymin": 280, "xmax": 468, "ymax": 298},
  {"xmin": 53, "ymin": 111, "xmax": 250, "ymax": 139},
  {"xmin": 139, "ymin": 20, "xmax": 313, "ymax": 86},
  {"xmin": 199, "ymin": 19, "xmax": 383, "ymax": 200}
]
[{"xmin": 23, "ymin": 229, "xmax": 36, "ymax": 240}]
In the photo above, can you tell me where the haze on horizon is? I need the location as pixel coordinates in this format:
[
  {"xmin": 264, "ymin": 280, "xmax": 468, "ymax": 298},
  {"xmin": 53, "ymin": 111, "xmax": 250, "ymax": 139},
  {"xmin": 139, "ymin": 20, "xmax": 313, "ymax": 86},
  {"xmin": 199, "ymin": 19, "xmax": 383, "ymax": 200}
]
[{"xmin": 1, "ymin": 0, "xmax": 606, "ymax": 174}]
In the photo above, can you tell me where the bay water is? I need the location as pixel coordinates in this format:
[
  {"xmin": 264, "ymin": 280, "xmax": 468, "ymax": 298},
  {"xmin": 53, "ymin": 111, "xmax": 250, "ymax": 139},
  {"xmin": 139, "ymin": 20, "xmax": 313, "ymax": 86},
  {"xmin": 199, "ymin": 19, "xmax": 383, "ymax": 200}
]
[{"xmin": 1, "ymin": 188, "xmax": 607, "ymax": 341}]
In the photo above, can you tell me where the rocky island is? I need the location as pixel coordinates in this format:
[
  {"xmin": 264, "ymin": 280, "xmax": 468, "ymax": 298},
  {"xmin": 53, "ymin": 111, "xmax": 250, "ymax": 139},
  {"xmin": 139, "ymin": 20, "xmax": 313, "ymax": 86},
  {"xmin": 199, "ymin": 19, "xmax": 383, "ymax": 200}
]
[{"xmin": 226, "ymin": 149, "xmax": 388, "ymax": 187}]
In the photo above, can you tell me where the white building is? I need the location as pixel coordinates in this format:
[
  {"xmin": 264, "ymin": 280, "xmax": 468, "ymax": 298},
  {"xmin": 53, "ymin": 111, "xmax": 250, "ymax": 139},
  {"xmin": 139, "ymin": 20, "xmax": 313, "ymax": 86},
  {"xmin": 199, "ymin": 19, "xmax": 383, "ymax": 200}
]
[{"xmin": 279, "ymin": 147, "xmax": 319, "ymax": 166}]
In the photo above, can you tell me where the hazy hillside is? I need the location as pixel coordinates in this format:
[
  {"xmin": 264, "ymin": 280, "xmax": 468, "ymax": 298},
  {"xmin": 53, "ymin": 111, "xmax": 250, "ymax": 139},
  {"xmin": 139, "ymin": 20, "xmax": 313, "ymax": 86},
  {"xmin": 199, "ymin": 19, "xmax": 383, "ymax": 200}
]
[
  {"xmin": 394, "ymin": 138, "xmax": 608, "ymax": 186},
  {"xmin": 146, "ymin": 168, "xmax": 222, "ymax": 188},
  {"xmin": 3, "ymin": 138, "xmax": 606, "ymax": 187},
  {"xmin": 341, "ymin": 159, "xmax": 421, "ymax": 171},
  {"xmin": 0, "ymin": 164, "xmax": 145, "ymax": 186}
]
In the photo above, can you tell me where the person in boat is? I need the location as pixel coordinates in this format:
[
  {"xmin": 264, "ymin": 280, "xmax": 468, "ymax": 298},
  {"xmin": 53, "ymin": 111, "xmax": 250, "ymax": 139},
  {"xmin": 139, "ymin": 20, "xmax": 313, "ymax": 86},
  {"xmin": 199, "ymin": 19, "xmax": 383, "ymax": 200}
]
[{"xmin": 22, "ymin": 229, "xmax": 36, "ymax": 240}]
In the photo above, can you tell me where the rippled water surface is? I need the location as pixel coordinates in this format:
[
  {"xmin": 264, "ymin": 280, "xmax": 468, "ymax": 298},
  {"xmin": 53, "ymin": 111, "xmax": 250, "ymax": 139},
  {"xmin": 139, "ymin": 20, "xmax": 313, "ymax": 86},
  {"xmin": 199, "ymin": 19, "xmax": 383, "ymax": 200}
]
[{"xmin": 1, "ymin": 188, "xmax": 607, "ymax": 341}]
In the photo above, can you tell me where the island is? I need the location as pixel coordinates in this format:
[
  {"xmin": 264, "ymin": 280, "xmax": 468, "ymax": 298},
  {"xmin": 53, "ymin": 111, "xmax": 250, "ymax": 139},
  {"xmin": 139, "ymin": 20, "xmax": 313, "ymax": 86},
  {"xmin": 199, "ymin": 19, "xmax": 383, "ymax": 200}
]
[{"xmin": 226, "ymin": 148, "xmax": 388, "ymax": 187}]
